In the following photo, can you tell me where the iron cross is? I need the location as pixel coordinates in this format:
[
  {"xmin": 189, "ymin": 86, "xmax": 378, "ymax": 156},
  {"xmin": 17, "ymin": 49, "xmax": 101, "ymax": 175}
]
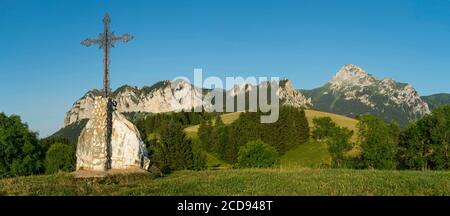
[{"xmin": 81, "ymin": 13, "xmax": 133, "ymax": 98}]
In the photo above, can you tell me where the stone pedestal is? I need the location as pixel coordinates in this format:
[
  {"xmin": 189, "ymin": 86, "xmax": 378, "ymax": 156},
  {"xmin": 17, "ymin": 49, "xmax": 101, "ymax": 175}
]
[{"xmin": 76, "ymin": 96, "xmax": 150, "ymax": 172}]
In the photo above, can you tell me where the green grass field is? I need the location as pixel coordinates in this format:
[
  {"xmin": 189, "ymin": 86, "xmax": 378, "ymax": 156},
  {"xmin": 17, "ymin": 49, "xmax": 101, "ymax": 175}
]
[
  {"xmin": 1, "ymin": 168, "xmax": 449, "ymax": 196},
  {"xmin": 6, "ymin": 110, "xmax": 442, "ymax": 196},
  {"xmin": 280, "ymin": 140, "xmax": 331, "ymax": 168}
]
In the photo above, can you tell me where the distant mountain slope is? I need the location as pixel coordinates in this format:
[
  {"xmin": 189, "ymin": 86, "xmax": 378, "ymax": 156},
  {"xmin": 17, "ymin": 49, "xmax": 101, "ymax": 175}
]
[
  {"xmin": 49, "ymin": 119, "xmax": 88, "ymax": 144},
  {"xmin": 422, "ymin": 93, "xmax": 450, "ymax": 110},
  {"xmin": 50, "ymin": 112, "xmax": 150, "ymax": 144},
  {"xmin": 301, "ymin": 64, "xmax": 430, "ymax": 126}
]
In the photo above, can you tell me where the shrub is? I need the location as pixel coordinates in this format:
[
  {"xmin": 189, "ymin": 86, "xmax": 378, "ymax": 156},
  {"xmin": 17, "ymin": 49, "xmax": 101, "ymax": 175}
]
[
  {"xmin": 192, "ymin": 149, "xmax": 207, "ymax": 171},
  {"xmin": 397, "ymin": 105, "xmax": 450, "ymax": 170},
  {"xmin": 148, "ymin": 165, "xmax": 163, "ymax": 178},
  {"xmin": 45, "ymin": 143, "xmax": 76, "ymax": 174},
  {"xmin": 312, "ymin": 117, "xmax": 338, "ymax": 140},
  {"xmin": 357, "ymin": 115, "xmax": 398, "ymax": 170},
  {"xmin": 327, "ymin": 127, "xmax": 354, "ymax": 168},
  {"xmin": 0, "ymin": 113, "xmax": 43, "ymax": 177},
  {"xmin": 237, "ymin": 140, "xmax": 278, "ymax": 168}
]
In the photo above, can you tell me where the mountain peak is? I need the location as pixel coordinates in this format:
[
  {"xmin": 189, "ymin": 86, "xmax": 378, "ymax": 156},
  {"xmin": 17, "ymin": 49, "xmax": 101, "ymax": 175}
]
[
  {"xmin": 330, "ymin": 64, "xmax": 375, "ymax": 89},
  {"xmin": 279, "ymin": 79, "xmax": 293, "ymax": 89},
  {"xmin": 338, "ymin": 64, "xmax": 368, "ymax": 76},
  {"xmin": 306, "ymin": 64, "xmax": 431, "ymax": 125}
]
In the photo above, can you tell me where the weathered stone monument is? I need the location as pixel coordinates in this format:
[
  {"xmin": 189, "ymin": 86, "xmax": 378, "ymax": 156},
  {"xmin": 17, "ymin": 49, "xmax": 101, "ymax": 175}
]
[{"xmin": 76, "ymin": 13, "xmax": 150, "ymax": 173}]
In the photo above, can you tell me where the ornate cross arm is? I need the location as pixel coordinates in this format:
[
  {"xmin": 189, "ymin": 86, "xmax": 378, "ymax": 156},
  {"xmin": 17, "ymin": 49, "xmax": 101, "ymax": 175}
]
[
  {"xmin": 108, "ymin": 33, "xmax": 134, "ymax": 48},
  {"xmin": 111, "ymin": 33, "xmax": 134, "ymax": 43},
  {"xmin": 81, "ymin": 35, "xmax": 103, "ymax": 47},
  {"xmin": 81, "ymin": 32, "xmax": 134, "ymax": 48}
]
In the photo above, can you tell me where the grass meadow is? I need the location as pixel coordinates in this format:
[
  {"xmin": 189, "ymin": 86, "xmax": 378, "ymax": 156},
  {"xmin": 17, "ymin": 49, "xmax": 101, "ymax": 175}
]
[
  {"xmin": 1, "ymin": 168, "xmax": 449, "ymax": 196},
  {"xmin": 2, "ymin": 111, "xmax": 447, "ymax": 196}
]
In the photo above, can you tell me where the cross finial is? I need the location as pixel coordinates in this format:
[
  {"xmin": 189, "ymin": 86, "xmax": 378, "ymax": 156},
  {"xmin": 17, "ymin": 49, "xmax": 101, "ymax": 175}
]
[{"xmin": 103, "ymin": 13, "xmax": 110, "ymax": 26}]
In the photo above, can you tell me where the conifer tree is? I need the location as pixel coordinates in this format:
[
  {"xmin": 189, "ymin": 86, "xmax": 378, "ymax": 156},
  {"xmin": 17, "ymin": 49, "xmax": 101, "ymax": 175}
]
[
  {"xmin": 211, "ymin": 115, "xmax": 226, "ymax": 153},
  {"xmin": 198, "ymin": 119, "xmax": 213, "ymax": 151},
  {"xmin": 156, "ymin": 121, "xmax": 195, "ymax": 171}
]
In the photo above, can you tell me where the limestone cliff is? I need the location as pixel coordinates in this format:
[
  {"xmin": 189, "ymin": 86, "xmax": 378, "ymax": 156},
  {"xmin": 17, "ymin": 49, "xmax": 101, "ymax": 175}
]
[
  {"xmin": 65, "ymin": 79, "xmax": 312, "ymax": 126},
  {"xmin": 65, "ymin": 80, "xmax": 203, "ymax": 127}
]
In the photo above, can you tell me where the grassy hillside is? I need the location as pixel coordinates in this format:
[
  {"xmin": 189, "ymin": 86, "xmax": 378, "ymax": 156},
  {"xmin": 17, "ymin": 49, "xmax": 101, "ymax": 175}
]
[
  {"xmin": 304, "ymin": 110, "xmax": 358, "ymax": 133},
  {"xmin": 184, "ymin": 112, "xmax": 241, "ymax": 137},
  {"xmin": 185, "ymin": 110, "xmax": 358, "ymax": 136},
  {"xmin": 280, "ymin": 140, "xmax": 330, "ymax": 168},
  {"xmin": 185, "ymin": 110, "xmax": 358, "ymax": 168},
  {"xmin": 1, "ymin": 169, "xmax": 449, "ymax": 196},
  {"xmin": 49, "ymin": 119, "xmax": 88, "ymax": 144}
]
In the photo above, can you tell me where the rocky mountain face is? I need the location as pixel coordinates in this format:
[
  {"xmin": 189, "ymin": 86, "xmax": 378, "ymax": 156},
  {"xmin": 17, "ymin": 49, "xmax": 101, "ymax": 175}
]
[
  {"xmin": 65, "ymin": 80, "xmax": 203, "ymax": 127},
  {"xmin": 64, "ymin": 79, "xmax": 312, "ymax": 127},
  {"xmin": 278, "ymin": 80, "xmax": 313, "ymax": 108},
  {"xmin": 224, "ymin": 79, "xmax": 313, "ymax": 110},
  {"xmin": 301, "ymin": 64, "xmax": 430, "ymax": 126},
  {"xmin": 422, "ymin": 93, "xmax": 450, "ymax": 110}
]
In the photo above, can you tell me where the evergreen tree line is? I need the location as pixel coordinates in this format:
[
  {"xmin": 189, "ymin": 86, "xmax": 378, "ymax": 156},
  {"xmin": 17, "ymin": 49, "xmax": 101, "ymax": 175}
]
[
  {"xmin": 134, "ymin": 110, "xmax": 216, "ymax": 142},
  {"xmin": 134, "ymin": 111, "xmax": 212, "ymax": 173},
  {"xmin": 317, "ymin": 105, "xmax": 450, "ymax": 170},
  {"xmin": 147, "ymin": 121, "xmax": 207, "ymax": 173},
  {"xmin": 0, "ymin": 113, "xmax": 75, "ymax": 177},
  {"xmin": 198, "ymin": 106, "xmax": 310, "ymax": 163}
]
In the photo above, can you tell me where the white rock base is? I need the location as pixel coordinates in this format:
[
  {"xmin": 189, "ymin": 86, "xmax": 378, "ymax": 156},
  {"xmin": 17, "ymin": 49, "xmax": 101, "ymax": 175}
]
[{"xmin": 76, "ymin": 96, "xmax": 150, "ymax": 172}]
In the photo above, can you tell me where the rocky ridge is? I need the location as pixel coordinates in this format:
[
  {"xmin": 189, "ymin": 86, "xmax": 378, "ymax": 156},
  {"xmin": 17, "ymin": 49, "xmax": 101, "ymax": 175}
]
[{"xmin": 64, "ymin": 79, "xmax": 312, "ymax": 126}]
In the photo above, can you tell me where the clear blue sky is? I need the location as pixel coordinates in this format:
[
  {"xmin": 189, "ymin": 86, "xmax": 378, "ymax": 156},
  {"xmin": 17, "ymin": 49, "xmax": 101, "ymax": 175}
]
[{"xmin": 1, "ymin": 0, "xmax": 450, "ymax": 137}]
